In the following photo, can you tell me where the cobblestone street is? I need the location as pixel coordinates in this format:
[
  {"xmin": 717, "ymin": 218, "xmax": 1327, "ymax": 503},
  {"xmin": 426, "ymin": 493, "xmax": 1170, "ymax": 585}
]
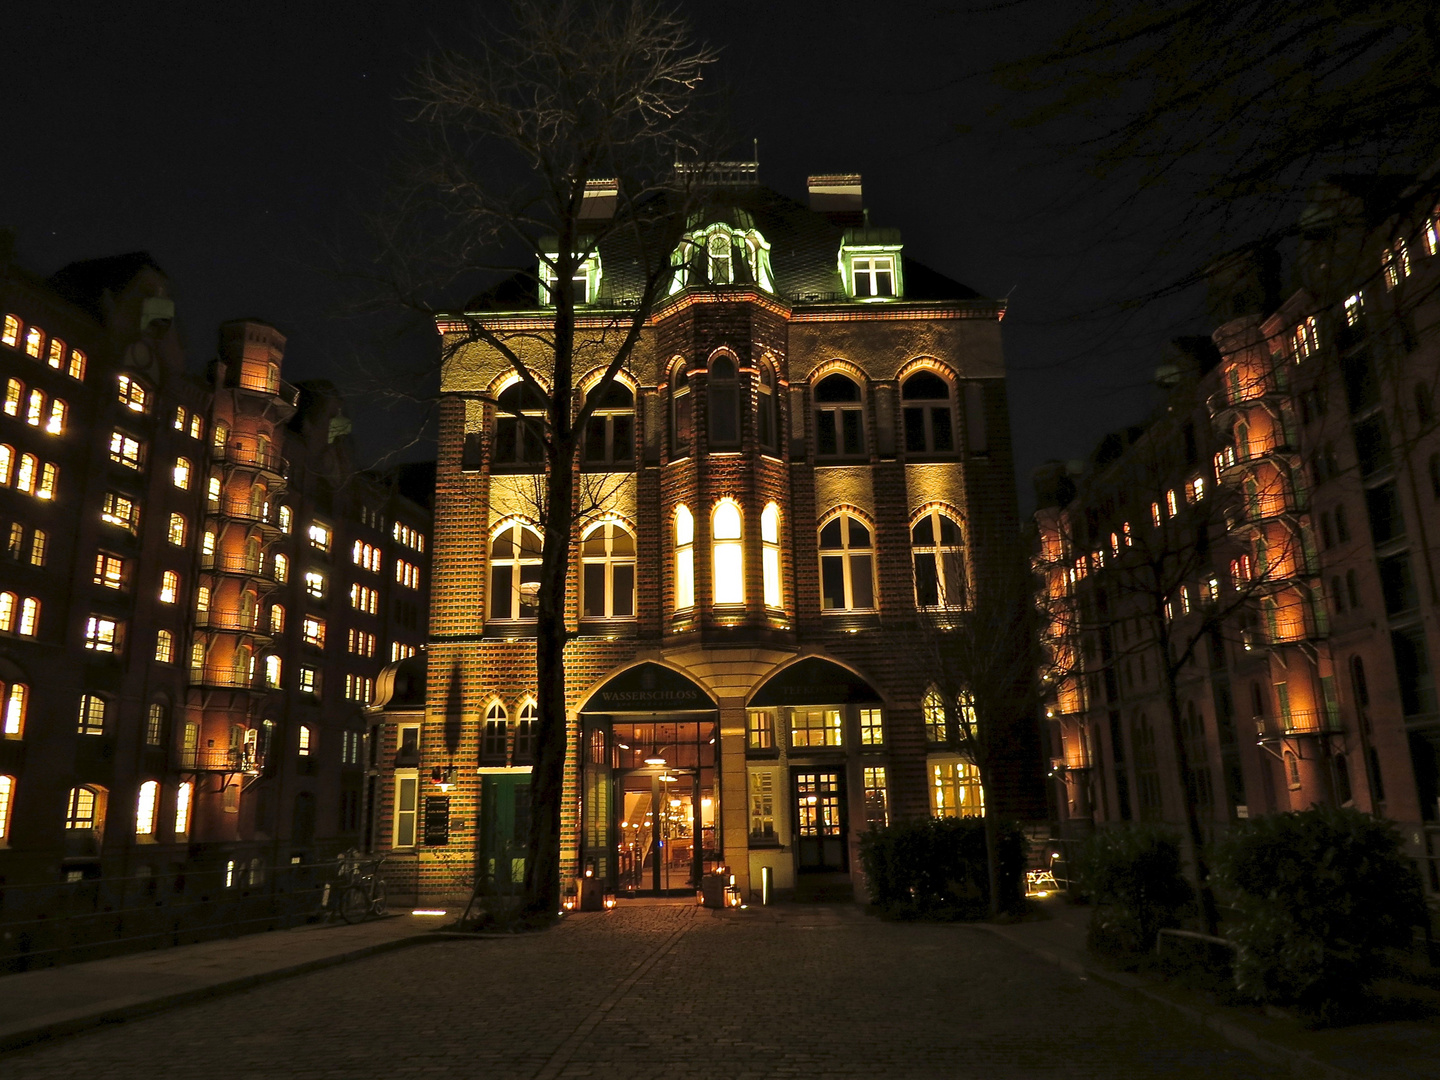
[{"xmin": 3, "ymin": 903, "xmax": 1269, "ymax": 1079}]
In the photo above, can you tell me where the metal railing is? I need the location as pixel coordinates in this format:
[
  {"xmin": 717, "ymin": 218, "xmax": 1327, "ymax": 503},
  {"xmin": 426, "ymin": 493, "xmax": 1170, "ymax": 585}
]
[
  {"xmin": 0, "ymin": 858, "xmax": 336, "ymax": 972},
  {"xmin": 217, "ymin": 502, "xmax": 280, "ymax": 528},
  {"xmin": 1255, "ymin": 710, "xmax": 1343, "ymax": 739},
  {"xmin": 200, "ymin": 552, "xmax": 279, "ymax": 580},
  {"xmin": 213, "ymin": 442, "xmax": 288, "ymax": 475},
  {"xmin": 178, "ymin": 745, "xmax": 265, "ymax": 772},
  {"xmin": 236, "ymin": 371, "xmax": 300, "ymax": 406},
  {"xmin": 195, "ymin": 609, "xmax": 270, "ymax": 635},
  {"xmin": 1213, "ymin": 430, "xmax": 1298, "ymax": 475},
  {"xmin": 189, "ymin": 666, "xmax": 270, "ymax": 692}
]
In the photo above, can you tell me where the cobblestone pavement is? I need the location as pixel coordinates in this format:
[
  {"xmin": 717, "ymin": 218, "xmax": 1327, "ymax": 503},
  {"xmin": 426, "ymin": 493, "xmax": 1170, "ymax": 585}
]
[{"xmin": 3, "ymin": 903, "xmax": 1270, "ymax": 1079}]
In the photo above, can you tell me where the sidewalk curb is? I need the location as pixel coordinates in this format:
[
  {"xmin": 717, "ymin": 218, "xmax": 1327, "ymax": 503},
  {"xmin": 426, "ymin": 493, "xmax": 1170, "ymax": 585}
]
[
  {"xmin": 0, "ymin": 932, "xmax": 444, "ymax": 1056},
  {"xmin": 976, "ymin": 924, "xmax": 1360, "ymax": 1080}
]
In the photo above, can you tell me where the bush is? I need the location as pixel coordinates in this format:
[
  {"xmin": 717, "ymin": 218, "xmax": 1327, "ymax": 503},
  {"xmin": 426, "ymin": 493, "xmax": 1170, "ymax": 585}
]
[
  {"xmin": 1212, "ymin": 805, "xmax": 1426, "ymax": 1021},
  {"xmin": 860, "ymin": 816, "xmax": 1027, "ymax": 919},
  {"xmin": 1077, "ymin": 825, "xmax": 1192, "ymax": 959}
]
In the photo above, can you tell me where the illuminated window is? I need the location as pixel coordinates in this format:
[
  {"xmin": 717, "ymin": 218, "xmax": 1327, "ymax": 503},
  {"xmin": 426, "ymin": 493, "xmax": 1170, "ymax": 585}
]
[
  {"xmin": 189, "ymin": 413, "xmax": 202, "ymax": 440},
  {"xmin": 4, "ymin": 522, "xmax": 18, "ymax": 557},
  {"xmin": 17, "ymin": 598, "xmax": 37, "ymax": 636},
  {"xmin": 791, "ymin": 708, "xmax": 842, "ymax": 748},
  {"xmin": 391, "ymin": 642, "xmax": 417, "ymax": 662},
  {"xmin": 265, "ymin": 654, "xmax": 282, "ymax": 687},
  {"xmin": 673, "ymin": 505, "xmax": 694, "ymax": 610},
  {"xmin": 45, "ymin": 397, "xmax": 66, "ymax": 434},
  {"xmin": 25, "ymin": 388, "xmax": 44, "ymax": 426},
  {"xmin": 393, "ymin": 772, "xmax": 418, "ymax": 848},
  {"xmin": 174, "ymin": 782, "xmax": 192, "ymax": 836},
  {"xmin": 396, "ymin": 559, "xmax": 420, "ymax": 588},
  {"xmin": 1188, "ymin": 476, "xmax": 1205, "ymax": 503},
  {"xmin": 1166, "ymin": 489, "xmax": 1179, "ymax": 517},
  {"xmin": 206, "ymin": 475, "xmax": 221, "ymax": 510},
  {"xmin": 84, "ymin": 616, "xmax": 120, "ymax": 652},
  {"xmin": 195, "ymin": 585, "xmax": 211, "ymax": 613},
  {"xmin": 912, "ymin": 509, "xmax": 966, "ymax": 610},
  {"xmin": 344, "ymin": 674, "xmax": 374, "ymax": 703},
  {"xmin": 117, "ymin": 374, "xmax": 148, "ymax": 413},
  {"xmin": 95, "ymin": 552, "xmax": 126, "ymax": 588},
  {"xmin": 211, "ymin": 420, "xmax": 229, "ymax": 454},
  {"xmin": 707, "ymin": 231, "xmax": 733, "ymax": 283},
  {"xmin": 923, "ymin": 688, "xmax": 947, "ymax": 742},
  {"xmin": 819, "ymin": 513, "xmax": 875, "ymax": 611},
  {"xmin": 349, "ymin": 584, "xmax": 378, "ymax": 614},
  {"xmin": 145, "ymin": 703, "xmax": 165, "ymax": 744},
  {"xmin": 308, "ymin": 522, "xmax": 331, "ymax": 551},
  {"xmin": 761, "ymin": 502, "xmax": 782, "ymax": 608},
  {"xmin": 298, "ymin": 725, "xmax": 313, "ymax": 754},
  {"xmin": 299, "ymin": 667, "xmax": 317, "ymax": 695},
  {"xmin": 347, "ymin": 628, "xmax": 376, "ymax": 657},
  {"xmin": 353, "ymin": 540, "xmax": 381, "ymax": 572},
  {"xmin": 303, "ymin": 616, "xmax": 325, "ymax": 648},
  {"xmin": 44, "ymin": 338, "xmax": 64, "ymax": 369},
  {"xmin": 273, "ymin": 553, "xmax": 288, "ymax": 582},
  {"xmin": 269, "ymin": 603, "xmax": 285, "ymax": 635},
  {"xmin": 670, "ymin": 362, "xmax": 692, "ymax": 458},
  {"xmin": 748, "ymin": 709, "xmax": 775, "ymax": 749},
  {"xmin": 1383, "ymin": 240, "xmax": 1411, "ymax": 289},
  {"xmin": 931, "ymin": 759, "xmax": 984, "ymax": 818},
  {"xmin": 1151, "ymin": 501, "xmax": 1163, "ymax": 527},
  {"xmin": 493, "ymin": 381, "xmax": 547, "ymax": 467},
  {"xmin": 706, "ymin": 499, "xmax": 742, "ymax": 606},
  {"xmin": 757, "ymin": 362, "xmax": 778, "ymax": 452},
  {"xmin": 36, "ymin": 461, "xmax": 55, "ymax": 500},
  {"xmin": 0, "ymin": 315, "xmax": 17, "ymax": 347},
  {"xmin": 581, "ymin": 521, "xmax": 636, "ymax": 618},
  {"xmin": 173, "ymin": 406, "xmax": 186, "ymax": 430},
  {"xmin": 902, "ymin": 371, "xmax": 954, "ymax": 454},
  {"xmin": 278, "ymin": 505, "xmax": 293, "ymax": 533},
  {"xmin": 2, "ymin": 681, "xmax": 27, "ymax": 737},
  {"xmin": 65, "ymin": 786, "xmax": 102, "ymax": 830},
  {"xmin": 77, "ymin": 693, "xmax": 107, "ymax": 735},
  {"xmin": 67, "ymin": 348, "xmax": 85, "ymax": 381},
  {"xmin": 167, "ymin": 512, "xmax": 186, "ymax": 545},
  {"xmin": 813, "ymin": 373, "xmax": 864, "ymax": 456},
  {"xmin": 852, "ymin": 255, "xmax": 895, "ymax": 298},
  {"xmin": 859, "ymin": 707, "xmax": 884, "ymax": 746},
  {"xmin": 490, "ymin": 523, "xmax": 542, "ymax": 620},
  {"xmin": 0, "ymin": 774, "xmax": 11, "ymax": 840},
  {"xmin": 0, "ymin": 593, "xmax": 13, "ymax": 631},
  {"xmin": 0, "ymin": 443, "xmax": 10, "ymax": 485},
  {"xmin": 708, "ymin": 355, "xmax": 740, "ymax": 446},
  {"xmin": 305, "ymin": 570, "xmax": 325, "ymax": 599},
  {"xmin": 749, "ymin": 769, "xmax": 776, "ymax": 839},
  {"xmin": 3, "ymin": 378, "xmax": 19, "ymax": 415},
  {"xmin": 155, "ymin": 629, "xmax": 174, "ymax": 664},
  {"xmin": 159, "ymin": 570, "xmax": 180, "ymax": 604},
  {"xmin": 863, "ymin": 766, "xmax": 889, "ymax": 828},
  {"xmin": 24, "ymin": 326, "xmax": 43, "ymax": 358},
  {"xmin": 135, "ymin": 780, "xmax": 158, "ymax": 836},
  {"xmin": 1345, "ymin": 292, "xmax": 1364, "ymax": 326},
  {"xmin": 582, "ymin": 381, "xmax": 635, "ymax": 466},
  {"xmin": 173, "ymin": 458, "xmax": 191, "ymax": 489},
  {"xmin": 15, "ymin": 454, "xmax": 35, "ymax": 493},
  {"xmin": 109, "ymin": 430, "xmax": 144, "ymax": 469},
  {"xmin": 1292, "ymin": 315, "xmax": 1319, "ymax": 358}
]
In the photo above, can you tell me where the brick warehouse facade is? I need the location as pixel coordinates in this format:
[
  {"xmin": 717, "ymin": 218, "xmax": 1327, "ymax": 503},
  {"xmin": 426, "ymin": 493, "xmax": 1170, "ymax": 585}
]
[{"xmin": 369, "ymin": 171, "xmax": 1042, "ymax": 907}]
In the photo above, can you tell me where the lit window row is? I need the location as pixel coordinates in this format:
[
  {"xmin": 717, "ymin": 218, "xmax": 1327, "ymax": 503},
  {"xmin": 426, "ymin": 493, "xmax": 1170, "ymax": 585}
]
[
  {"xmin": 6, "ymin": 522, "xmax": 46, "ymax": 566},
  {"xmin": 746, "ymin": 705, "xmax": 885, "ymax": 750},
  {"xmin": 52, "ymin": 780, "xmax": 192, "ymax": 841},
  {"xmin": 1, "ymin": 314, "xmax": 86, "ymax": 379},
  {"xmin": 4, "ymin": 379, "xmax": 67, "ymax": 433},
  {"xmin": 391, "ymin": 641, "xmax": 416, "ymax": 662},
  {"xmin": 352, "ymin": 540, "xmax": 381, "ymax": 572},
  {"xmin": 0, "ymin": 593, "xmax": 39, "ymax": 636},
  {"xmin": 395, "ymin": 559, "xmax": 420, "ymax": 589},
  {"xmin": 348, "ymin": 628, "xmax": 376, "ymax": 657},
  {"xmin": 393, "ymin": 522, "xmax": 425, "ymax": 551},
  {"xmin": 342, "ymin": 730, "xmax": 362, "ymax": 765},
  {"xmin": 0, "ymin": 446, "xmax": 58, "ymax": 499},
  {"xmin": 172, "ymin": 405, "xmax": 204, "ymax": 440},
  {"xmin": 344, "ymin": 673, "xmax": 374, "ymax": 703},
  {"xmin": 350, "ymin": 583, "xmax": 378, "ymax": 615}
]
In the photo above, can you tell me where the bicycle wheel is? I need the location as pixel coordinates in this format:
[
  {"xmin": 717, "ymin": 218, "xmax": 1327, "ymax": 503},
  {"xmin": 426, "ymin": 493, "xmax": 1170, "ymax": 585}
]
[
  {"xmin": 338, "ymin": 885, "xmax": 369, "ymax": 924},
  {"xmin": 368, "ymin": 878, "xmax": 388, "ymax": 917}
]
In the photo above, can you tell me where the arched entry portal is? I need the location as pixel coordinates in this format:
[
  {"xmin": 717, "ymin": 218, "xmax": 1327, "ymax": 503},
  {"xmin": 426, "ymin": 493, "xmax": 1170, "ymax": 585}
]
[{"xmin": 579, "ymin": 663, "xmax": 718, "ymax": 896}]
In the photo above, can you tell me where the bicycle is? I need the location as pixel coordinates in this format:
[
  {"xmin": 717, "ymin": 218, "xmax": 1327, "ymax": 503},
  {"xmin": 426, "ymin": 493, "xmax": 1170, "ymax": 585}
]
[{"xmin": 322, "ymin": 850, "xmax": 388, "ymax": 924}]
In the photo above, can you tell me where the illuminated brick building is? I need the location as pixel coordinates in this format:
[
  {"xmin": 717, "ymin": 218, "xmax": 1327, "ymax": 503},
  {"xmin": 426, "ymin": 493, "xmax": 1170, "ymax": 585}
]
[
  {"xmin": 0, "ymin": 251, "xmax": 430, "ymax": 887},
  {"xmin": 369, "ymin": 171, "xmax": 1040, "ymax": 906},
  {"xmin": 1037, "ymin": 179, "xmax": 1440, "ymax": 890}
]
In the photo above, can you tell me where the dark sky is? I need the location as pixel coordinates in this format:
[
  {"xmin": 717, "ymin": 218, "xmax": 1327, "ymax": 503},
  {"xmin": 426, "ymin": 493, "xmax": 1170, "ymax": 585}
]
[{"xmin": 1, "ymin": 1, "xmax": 1202, "ymax": 506}]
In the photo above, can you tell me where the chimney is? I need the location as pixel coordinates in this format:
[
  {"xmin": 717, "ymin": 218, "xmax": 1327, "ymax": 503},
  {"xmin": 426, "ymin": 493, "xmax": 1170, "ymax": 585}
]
[
  {"xmin": 807, "ymin": 174, "xmax": 864, "ymax": 225},
  {"xmin": 579, "ymin": 179, "xmax": 619, "ymax": 221}
]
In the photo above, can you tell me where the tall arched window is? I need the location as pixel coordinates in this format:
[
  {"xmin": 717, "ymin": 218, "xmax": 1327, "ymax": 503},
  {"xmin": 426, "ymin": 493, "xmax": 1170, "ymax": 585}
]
[
  {"xmin": 24, "ymin": 326, "xmax": 43, "ymax": 359},
  {"xmin": 902, "ymin": 370, "xmax": 955, "ymax": 453},
  {"xmin": 712, "ymin": 499, "xmax": 744, "ymax": 606},
  {"xmin": 0, "ymin": 775, "xmax": 13, "ymax": 841},
  {"xmin": 582, "ymin": 382, "xmax": 634, "ymax": 467},
  {"xmin": 581, "ymin": 521, "xmax": 636, "ymax": 618},
  {"xmin": 174, "ymin": 781, "xmax": 192, "ymax": 836},
  {"xmin": 819, "ymin": 513, "xmax": 875, "ymax": 611},
  {"xmin": 674, "ymin": 505, "xmax": 694, "ymax": 610},
  {"xmin": 483, "ymin": 701, "xmax": 508, "ymax": 761},
  {"xmin": 65, "ymin": 785, "xmax": 103, "ymax": 833},
  {"xmin": 515, "ymin": 700, "xmax": 537, "ymax": 761},
  {"xmin": 2, "ymin": 678, "xmax": 27, "ymax": 737},
  {"xmin": 1, "ymin": 315, "xmax": 17, "ymax": 347},
  {"xmin": 761, "ymin": 502, "xmax": 782, "ymax": 609},
  {"xmin": 814, "ymin": 373, "xmax": 864, "ymax": 457},
  {"xmin": 155, "ymin": 629, "xmax": 174, "ymax": 664},
  {"xmin": 490, "ymin": 523, "xmax": 543, "ymax": 621},
  {"xmin": 18, "ymin": 598, "xmax": 37, "ymax": 636},
  {"xmin": 493, "ymin": 382, "xmax": 547, "ymax": 467},
  {"xmin": 0, "ymin": 444, "xmax": 11, "ymax": 485},
  {"xmin": 211, "ymin": 421, "xmax": 229, "ymax": 454},
  {"xmin": 709, "ymin": 356, "xmax": 740, "ymax": 446},
  {"xmin": 670, "ymin": 362, "xmax": 692, "ymax": 458},
  {"xmin": 135, "ymin": 780, "xmax": 159, "ymax": 836},
  {"xmin": 912, "ymin": 509, "xmax": 967, "ymax": 609},
  {"xmin": 757, "ymin": 362, "xmax": 778, "ymax": 452}
]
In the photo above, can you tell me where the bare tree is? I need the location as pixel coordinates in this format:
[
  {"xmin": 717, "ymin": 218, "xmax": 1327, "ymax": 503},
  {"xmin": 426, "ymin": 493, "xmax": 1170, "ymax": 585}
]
[{"xmin": 385, "ymin": 0, "xmax": 718, "ymax": 918}]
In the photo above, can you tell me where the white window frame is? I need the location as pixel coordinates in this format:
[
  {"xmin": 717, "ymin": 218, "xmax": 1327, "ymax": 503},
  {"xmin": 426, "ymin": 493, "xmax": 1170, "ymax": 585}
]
[{"xmin": 393, "ymin": 770, "xmax": 419, "ymax": 848}]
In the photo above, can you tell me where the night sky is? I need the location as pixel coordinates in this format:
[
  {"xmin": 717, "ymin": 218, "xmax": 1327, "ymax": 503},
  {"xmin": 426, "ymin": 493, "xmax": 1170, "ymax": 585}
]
[{"xmin": 2, "ymin": 1, "xmax": 1202, "ymax": 506}]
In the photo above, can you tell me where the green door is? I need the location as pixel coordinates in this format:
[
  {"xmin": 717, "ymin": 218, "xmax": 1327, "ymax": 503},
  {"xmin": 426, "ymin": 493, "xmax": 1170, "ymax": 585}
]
[{"xmin": 478, "ymin": 775, "xmax": 531, "ymax": 895}]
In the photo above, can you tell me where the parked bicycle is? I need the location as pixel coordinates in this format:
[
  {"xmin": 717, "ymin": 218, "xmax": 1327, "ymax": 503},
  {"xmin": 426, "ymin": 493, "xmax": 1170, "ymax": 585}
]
[{"xmin": 321, "ymin": 850, "xmax": 388, "ymax": 924}]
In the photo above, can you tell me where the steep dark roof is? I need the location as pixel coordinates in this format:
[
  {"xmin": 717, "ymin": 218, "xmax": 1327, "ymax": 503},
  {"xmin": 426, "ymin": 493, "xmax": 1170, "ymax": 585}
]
[{"xmin": 47, "ymin": 252, "xmax": 165, "ymax": 322}]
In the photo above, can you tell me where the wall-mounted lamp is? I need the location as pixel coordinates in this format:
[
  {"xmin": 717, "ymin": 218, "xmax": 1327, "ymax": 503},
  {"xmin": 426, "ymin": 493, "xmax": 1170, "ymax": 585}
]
[{"xmin": 430, "ymin": 764, "xmax": 456, "ymax": 791}]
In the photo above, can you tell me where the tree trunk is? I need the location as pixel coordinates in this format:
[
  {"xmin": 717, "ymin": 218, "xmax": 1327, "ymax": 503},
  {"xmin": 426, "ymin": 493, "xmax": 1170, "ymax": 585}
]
[
  {"xmin": 1162, "ymin": 662, "xmax": 1221, "ymax": 936},
  {"xmin": 980, "ymin": 773, "xmax": 1003, "ymax": 918}
]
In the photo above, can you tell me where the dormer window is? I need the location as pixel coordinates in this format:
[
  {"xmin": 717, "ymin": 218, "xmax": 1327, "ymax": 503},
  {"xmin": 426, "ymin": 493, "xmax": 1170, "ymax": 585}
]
[
  {"xmin": 538, "ymin": 251, "xmax": 601, "ymax": 307},
  {"xmin": 707, "ymin": 234, "xmax": 733, "ymax": 283},
  {"xmin": 852, "ymin": 256, "xmax": 895, "ymax": 298},
  {"xmin": 840, "ymin": 227, "xmax": 903, "ymax": 300},
  {"xmin": 669, "ymin": 219, "xmax": 775, "ymax": 294}
]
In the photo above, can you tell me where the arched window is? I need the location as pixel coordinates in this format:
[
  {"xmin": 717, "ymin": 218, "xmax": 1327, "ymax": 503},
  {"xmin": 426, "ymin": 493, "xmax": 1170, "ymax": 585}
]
[
  {"xmin": 923, "ymin": 687, "xmax": 947, "ymax": 742},
  {"xmin": 583, "ymin": 381, "xmax": 634, "ymax": 466},
  {"xmin": 707, "ymin": 232, "xmax": 733, "ymax": 283},
  {"xmin": 902, "ymin": 370, "xmax": 954, "ymax": 454},
  {"xmin": 67, "ymin": 348, "xmax": 85, "ymax": 381},
  {"xmin": 46, "ymin": 338, "xmax": 65, "ymax": 370},
  {"xmin": 581, "ymin": 521, "xmax": 636, "ymax": 618},
  {"xmin": 277, "ymin": 505, "xmax": 292, "ymax": 533},
  {"xmin": 264, "ymin": 653, "xmax": 282, "ymax": 688},
  {"xmin": 814, "ymin": 373, "xmax": 864, "ymax": 457},
  {"xmin": 515, "ymin": 700, "xmax": 537, "ymax": 761},
  {"xmin": 160, "ymin": 570, "xmax": 180, "ymax": 604},
  {"xmin": 761, "ymin": 502, "xmax": 782, "ymax": 608},
  {"xmin": 712, "ymin": 499, "xmax": 744, "ymax": 606},
  {"xmin": 65, "ymin": 785, "xmax": 103, "ymax": 832},
  {"xmin": 2, "ymin": 679, "xmax": 27, "ymax": 736},
  {"xmin": 674, "ymin": 505, "xmax": 694, "ymax": 610},
  {"xmin": 0, "ymin": 593, "xmax": 13, "ymax": 631},
  {"xmin": 493, "ymin": 382, "xmax": 547, "ymax": 467},
  {"xmin": 490, "ymin": 522, "xmax": 542, "ymax": 620},
  {"xmin": 173, "ymin": 457, "xmax": 191, "ymax": 489},
  {"xmin": 757, "ymin": 362, "xmax": 778, "ymax": 451},
  {"xmin": 0, "ymin": 775, "xmax": 13, "ymax": 841},
  {"xmin": 819, "ymin": 513, "xmax": 875, "ymax": 611},
  {"xmin": 46, "ymin": 397, "xmax": 66, "ymax": 434},
  {"xmin": 135, "ymin": 780, "xmax": 159, "ymax": 836},
  {"xmin": 26, "ymin": 388, "xmax": 45, "ymax": 427},
  {"xmin": 0, "ymin": 444, "xmax": 11, "ymax": 485},
  {"xmin": 3, "ymin": 378, "xmax": 19, "ymax": 415},
  {"xmin": 273, "ymin": 553, "xmax": 289, "ymax": 583},
  {"xmin": 670, "ymin": 362, "xmax": 692, "ymax": 458},
  {"xmin": 174, "ymin": 781, "xmax": 192, "ymax": 836},
  {"xmin": 211, "ymin": 421, "xmax": 229, "ymax": 453},
  {"xmin": 24, "ymin": 326, "xmax": 43, "ymax": 359},
  {"xmin": 483, "ymin": 701, "xmax": 508, "ymax": 761},
  {"xmin": 1285, "ymin": 750, "xmax": 1301, "ymax": 789},
  {"xmin": 708, "ymin": 356, "xmax": 740, "ymax": 446},
  {"xmin": 146, "ymin": 702, "xmax": 165, "ymax": 744},
  {"xmin": 1, "ymin": 315, "xmax": 17, "ymax": 347},
  {"xmin": 270, "ymin": 603, "xmax": 286, "ymax": 635},
  {"xmin": 17, "ymin": 598, "xmax": 37, "ymax": 636},
  {"xmin": 155, "ymin": 629, "xmax": 174, "ymax": 664},
  {"xmin": 912, "ymin": 509, "xmax": 967, "ymax": 609}
]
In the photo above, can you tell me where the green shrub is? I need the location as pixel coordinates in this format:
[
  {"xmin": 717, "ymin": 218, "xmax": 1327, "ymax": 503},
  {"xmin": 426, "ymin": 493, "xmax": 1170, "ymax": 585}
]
[
  {"xmin": 1212, "ymin": 805, "xmax": 1426, "ymax": 1021},
  {"xmin": 860, "ymin": 816, "xmax": 1027, "ymax": 919},
  {"xmin": 1077, "ymin": 825, "xmax": 1192, "ymax": 958}
]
